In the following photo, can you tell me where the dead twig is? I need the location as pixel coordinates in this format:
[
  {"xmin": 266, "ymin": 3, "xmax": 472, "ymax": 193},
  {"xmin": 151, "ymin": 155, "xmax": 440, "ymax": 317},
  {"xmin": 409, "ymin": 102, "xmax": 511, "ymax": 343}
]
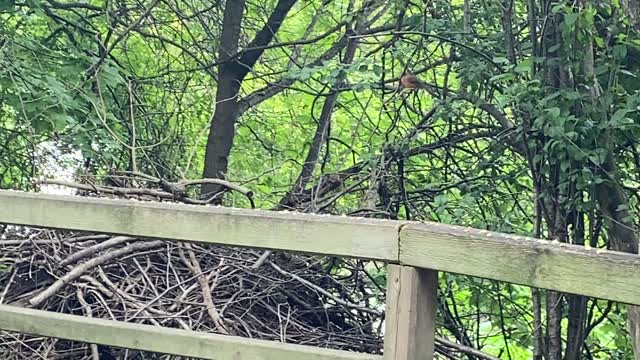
[
  {"xmin": 76, "ymin": 288, "xmax": 100, "ymax": 360},
  {"xmin": 29, "ymin": 240, "xmax": 165, "ymax": 307},
  {"xmin": 60, "ymin": 236, "xmax": 135, "ymax": 266},
  {"xmin": 178, "ymin": 243, "xmax": 228, "ymax": 334},
  {"xmin": 435, "ymin": 337, "xmax": 502, "ymax": 360},
  {"xmin": 269, "ymin": 261, "xmax": 382, "ymax": 316}
]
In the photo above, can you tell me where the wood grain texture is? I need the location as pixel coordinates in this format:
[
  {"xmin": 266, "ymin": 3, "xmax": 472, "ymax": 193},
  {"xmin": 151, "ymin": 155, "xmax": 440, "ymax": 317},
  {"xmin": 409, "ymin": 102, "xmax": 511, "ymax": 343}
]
[
  {"xmin": 400, "ymin": 222, "xmax": 640, "ymax": 306},
  {"xmin": 0, "ymin": 190, "xmax": 399, "ymax": 261},
  {"xmin": 383, "ymin": 265, "xmax": 437, "ymax": 360},
  {"xmin": 5, "ymin": 191, "xmax": 640, "ymax": 306},
  {"xmin": 0, "ymin": 304, "xmax": 380, "ymax": 360}
]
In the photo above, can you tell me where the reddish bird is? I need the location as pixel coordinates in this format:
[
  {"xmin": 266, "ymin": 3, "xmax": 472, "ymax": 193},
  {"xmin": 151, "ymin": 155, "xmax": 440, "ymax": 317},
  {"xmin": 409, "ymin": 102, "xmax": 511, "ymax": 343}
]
[{"xmin": 400, "ymin": 72, "xmax": 429, "ymax": 90}]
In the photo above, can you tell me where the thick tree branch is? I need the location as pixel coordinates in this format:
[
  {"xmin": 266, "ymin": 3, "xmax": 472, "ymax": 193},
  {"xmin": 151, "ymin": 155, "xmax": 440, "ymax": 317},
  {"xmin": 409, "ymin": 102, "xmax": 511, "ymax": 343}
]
[{"xmin": 234, "ymin": 0, "xmax": 298, "ymax": 80}]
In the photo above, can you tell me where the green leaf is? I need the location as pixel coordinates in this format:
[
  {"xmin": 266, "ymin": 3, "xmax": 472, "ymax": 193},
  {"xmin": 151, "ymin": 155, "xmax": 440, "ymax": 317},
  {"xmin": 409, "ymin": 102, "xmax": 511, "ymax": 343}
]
[
  {"xmin": 547, "ymin": 44, "xmax": 561, "ymax": 53},
  {"xmin": 594, "ymin": 36, "xmax": 605, "ymax": 48},
  {"xmin": 545, "ymin": 107, "xmax": 561, "ymax": 119},
  {"xmin": 49, "ymin": 113, "xmax": 73, "ymax": 131},
  {"xmin": 514, "ymin": 59, "xmax": 533, "ymax": 74},
  {"xmin": 564, "ymin": 13, "xmax": 579, "ymax": 27},
  {"xmin": 609, "ymin": 108, "xmax": 632, "ymax": 127},
  {"xmin": 489, "ymin": 73, "xmax": 514, "ymax": 82},
  {"xmin": 589, "ymin": 148, "xmax": 609, "ymax": 165},
  {"xmin": 492, "ymin": 57, "xmax": 509, "ymax": 64},
  {"xmin": 613, "ymin": 45, "xmax": 628, "ymax": 60},
  {"xmin": 620, "ymin": 69, "xmax": 636, "ymax": 78}
]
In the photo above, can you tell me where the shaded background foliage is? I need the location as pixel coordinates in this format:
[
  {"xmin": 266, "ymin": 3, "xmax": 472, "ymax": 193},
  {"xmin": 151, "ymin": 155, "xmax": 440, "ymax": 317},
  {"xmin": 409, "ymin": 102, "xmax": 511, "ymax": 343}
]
[{"xmin": 2, "ymin": 0, "xmax": 640, "ymax": 358}]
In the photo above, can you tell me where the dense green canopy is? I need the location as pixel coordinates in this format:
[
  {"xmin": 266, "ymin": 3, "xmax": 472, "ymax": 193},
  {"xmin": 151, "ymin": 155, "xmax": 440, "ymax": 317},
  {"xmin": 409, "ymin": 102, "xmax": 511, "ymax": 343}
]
[{"xmin": 2, "ymin": 0, "xmax": 640, "ymax": 358}]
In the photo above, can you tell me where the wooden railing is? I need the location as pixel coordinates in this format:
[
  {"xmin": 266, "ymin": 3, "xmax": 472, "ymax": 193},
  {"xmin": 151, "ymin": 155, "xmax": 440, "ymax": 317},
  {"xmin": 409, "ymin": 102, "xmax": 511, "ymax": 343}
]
[{"xmin": 1, "ymin": 190, "xmax": 639, "ymax": 359}]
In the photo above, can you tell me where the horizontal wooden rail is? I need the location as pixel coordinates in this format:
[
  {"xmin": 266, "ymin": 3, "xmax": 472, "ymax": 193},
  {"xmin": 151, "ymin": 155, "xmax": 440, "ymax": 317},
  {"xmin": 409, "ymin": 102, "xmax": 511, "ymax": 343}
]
[
  {"xmin": 3, "ymin": 190, "xmax": 640, "ymax": 360},
  {"xmin": 2, "ymin": 190, "xmax": 640, "ymax": 306},
  {"xmin": 400, "ymin": 223, "xmax": 640, "ymax": 306},
  {"xmin": 0, "ymin": 304, "xmax": 378, "ymax": 360},
  {"xmin": 0, "ymin": 190, "xmax": 399, "ymax": 261}
]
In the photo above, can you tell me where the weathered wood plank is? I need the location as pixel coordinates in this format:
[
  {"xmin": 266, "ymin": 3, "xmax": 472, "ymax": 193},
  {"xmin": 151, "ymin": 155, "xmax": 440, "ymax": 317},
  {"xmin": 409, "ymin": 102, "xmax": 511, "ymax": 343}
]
[
  {"xmin": 400, "ymin": 222, "xmax": 640, "ymax": 306},
  {"xmin": 0, "ymin": 304, "xmax": 380, "ymax": 360},
  {"xmin": 5, "ymin": 191, "xmax": 640, "ymax": 306},
  {"xmin": 0, "ymin": 190, "xmax": 399, "ymax": 261},
  {"xmin": 383, "ymin": 265, "xmax": 437, "ymax": 360}
]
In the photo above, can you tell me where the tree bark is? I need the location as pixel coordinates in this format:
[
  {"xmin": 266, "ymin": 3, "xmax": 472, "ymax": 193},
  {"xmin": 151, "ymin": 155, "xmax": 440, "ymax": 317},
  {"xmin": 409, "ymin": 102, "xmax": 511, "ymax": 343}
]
[
  {"xmin": 565, "ymin": 294, "xmax": 587, "ymax": 360},
  {"xmin": 202, "ymin": 0, "xmax": 298, "ymax": 197},
  {"xmin": 202, "ymin": 0, "xmax": 245, "ymax": 196},
  {"xmin": 622, "ymin": 0, "xmax": 640, "ymax": 29},
  {"xmin": 583, "ymin": 26, "xmax": 640, "ymax": 358},
  {"xmin": 501, "ymin": 0, "xmax": 516, "ymax": 63},
  {"xmin": 565, "ymin": 211, "xmax": 587, "ymax": 360},
  {"xmin": 595, "ymin": 157, "xmax": 640, "ymax": 360},
  {"xmin": 547, "ymin": 208, "xmax": 565, "ymax": 360}
]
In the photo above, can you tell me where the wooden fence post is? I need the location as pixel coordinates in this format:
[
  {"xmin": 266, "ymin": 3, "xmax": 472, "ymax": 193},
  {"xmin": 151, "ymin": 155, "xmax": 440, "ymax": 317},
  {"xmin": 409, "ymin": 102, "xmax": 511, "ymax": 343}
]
[{"xmin": 383, "ymin": 264, "xmax": 438, "ymax": 360}]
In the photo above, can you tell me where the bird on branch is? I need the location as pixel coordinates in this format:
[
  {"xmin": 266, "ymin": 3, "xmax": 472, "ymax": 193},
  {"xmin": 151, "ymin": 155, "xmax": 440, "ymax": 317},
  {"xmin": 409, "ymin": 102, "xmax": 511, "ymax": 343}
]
[{"xmin": 400, "ymin": 72, "xmax": 429, "ymax": 90}]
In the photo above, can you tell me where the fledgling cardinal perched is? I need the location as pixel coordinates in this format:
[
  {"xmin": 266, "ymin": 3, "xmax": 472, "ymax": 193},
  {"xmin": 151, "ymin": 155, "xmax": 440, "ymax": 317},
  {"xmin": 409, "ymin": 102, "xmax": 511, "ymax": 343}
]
[{"xmin": 400, "ymin": 72, "xmax": 429, "ymax": 90}]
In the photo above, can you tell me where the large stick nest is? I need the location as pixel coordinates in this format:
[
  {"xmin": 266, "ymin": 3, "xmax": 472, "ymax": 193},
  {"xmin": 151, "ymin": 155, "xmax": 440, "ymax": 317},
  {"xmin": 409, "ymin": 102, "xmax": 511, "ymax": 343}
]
[{"xmin": 0, "ymin": 202, "xmax": 386, "ymax": 358}]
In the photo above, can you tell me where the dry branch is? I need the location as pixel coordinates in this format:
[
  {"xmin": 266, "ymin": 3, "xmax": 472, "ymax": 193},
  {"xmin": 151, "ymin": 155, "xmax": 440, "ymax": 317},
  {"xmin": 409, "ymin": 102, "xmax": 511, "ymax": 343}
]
[
  {"xmin": 29, "ymin": 240, "xmax": 165, "ymax": 307},
  {"xmin": 60, "ymin": 236, "xmax": 134, "ymax": 266},
  {"xmin": 178, "ymin": 243, "xmax": 228, "ymax": 334}
]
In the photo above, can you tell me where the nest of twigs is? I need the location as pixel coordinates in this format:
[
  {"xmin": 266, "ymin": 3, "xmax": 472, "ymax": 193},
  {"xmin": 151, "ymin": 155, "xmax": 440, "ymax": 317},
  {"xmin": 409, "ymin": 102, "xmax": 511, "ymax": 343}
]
[
  {"xmin": 0, "ymin": 226, "xmax": 385, "ymax": 359},
  {"xmin": 0, "ymin": 174, "xmax": 387, "ymax": 359}
]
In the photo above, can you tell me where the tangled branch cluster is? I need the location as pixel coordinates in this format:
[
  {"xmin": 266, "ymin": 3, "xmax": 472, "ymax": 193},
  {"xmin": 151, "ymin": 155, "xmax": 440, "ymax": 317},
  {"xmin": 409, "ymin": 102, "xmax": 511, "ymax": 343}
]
[{"xmin": 0, "ymin": 225, "xmax": 384, "ymax": 359}]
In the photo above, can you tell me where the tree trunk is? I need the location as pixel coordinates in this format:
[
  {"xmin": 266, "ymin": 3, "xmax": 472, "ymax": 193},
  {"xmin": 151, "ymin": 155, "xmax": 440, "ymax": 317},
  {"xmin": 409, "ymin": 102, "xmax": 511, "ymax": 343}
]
[
  {"xmin": 202, "ymin": 0, "xmax": 245, "ymax": 196},
  {"xmin": 532, "ymin": 288, "xmax": 544, "ymax": 360},
  {"xmin": 623, "ymin": 0, "xmax": 640, "ymax": 29},
  {"xmin": 595, "ymin": 157, "xmax": 640, "ymax": 360},
  {"xmin": 565, "ymin": 211, "xmax": 587, "ymax": 360},
  {"xmin": 583, "ymin": 24, "xmax": 640, "ymax": 357},
  {"xmin": 202, "ymin": 0, "xmax": 298, "ymax": 197},
  {"xmin": 546, "ymin": 291, "xmax": 562, "ymax": 360},
  {"xmin": 501, "ymin": 0, "xmax": 516, "ymax": 63},
  {"xmin": 547, "ymin": 208, "xmax": 566, "ymax": 360}
]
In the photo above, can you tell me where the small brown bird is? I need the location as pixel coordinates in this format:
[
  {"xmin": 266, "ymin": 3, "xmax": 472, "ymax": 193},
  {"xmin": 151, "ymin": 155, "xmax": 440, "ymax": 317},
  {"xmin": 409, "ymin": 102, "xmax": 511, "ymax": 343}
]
[{"xmin": 400, "ymin": 72, "xmax": 429, "ymax": 90}]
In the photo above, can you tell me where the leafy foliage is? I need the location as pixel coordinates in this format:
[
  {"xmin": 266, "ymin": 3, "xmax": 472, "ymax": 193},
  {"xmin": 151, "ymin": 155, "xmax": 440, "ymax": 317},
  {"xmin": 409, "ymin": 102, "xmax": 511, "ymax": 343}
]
[{"xmin": 2, "ymin": 0, "xmax": 640, "ymax": 358}]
